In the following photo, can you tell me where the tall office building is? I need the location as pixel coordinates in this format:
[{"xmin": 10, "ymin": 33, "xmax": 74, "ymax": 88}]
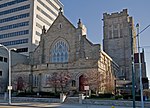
[{"xmin": 0, "ymin": 0, "xmax": 63, "ymax": 55}]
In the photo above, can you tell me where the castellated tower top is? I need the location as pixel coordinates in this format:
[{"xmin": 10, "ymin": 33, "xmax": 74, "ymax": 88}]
[{"xmin": 103, "ymin": 9, "xmax": 128, "ymax": 19}]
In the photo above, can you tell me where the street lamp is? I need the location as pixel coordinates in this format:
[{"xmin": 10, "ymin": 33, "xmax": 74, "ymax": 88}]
[
  {"xmin": 0, "ymin": 44, "xmax": 16, "ymax": 105},
  {"xmin": 136, "ymin": 23, "xmax": 144, "ymax": 108}
]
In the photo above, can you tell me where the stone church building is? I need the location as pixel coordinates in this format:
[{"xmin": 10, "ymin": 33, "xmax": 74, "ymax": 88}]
[
  {"xmin": 11, "ymin": 10, "xmax": 119, "ymax": 94},
  {"xmin": 103, "ymin": 9, "xmax": 149, "ymax": 92}
]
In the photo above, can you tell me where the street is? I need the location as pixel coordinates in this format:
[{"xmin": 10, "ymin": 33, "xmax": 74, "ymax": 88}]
[{"xmin": 0, "ymin": 103, "xmax": 140, "ymax": 108}]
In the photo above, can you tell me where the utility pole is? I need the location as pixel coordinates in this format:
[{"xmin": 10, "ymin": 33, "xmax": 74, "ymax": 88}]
[
  {"xmin": 136, "ymin": 23, "xmax": 144, "ymax": 108},
  {"xmin": 130, "ymin": 24, "xmax": 136, "ymax": 108}
]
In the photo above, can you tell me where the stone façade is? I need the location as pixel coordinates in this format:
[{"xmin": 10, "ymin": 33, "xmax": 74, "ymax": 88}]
[{"xmin": 12, "ymin": 11, "xmax": 119, "ymax": 94}]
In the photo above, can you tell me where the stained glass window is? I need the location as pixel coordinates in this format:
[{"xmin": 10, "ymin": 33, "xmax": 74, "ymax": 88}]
[{"xmin": 51, "ymin": 40, "xmax": 69, "ymax": 63}]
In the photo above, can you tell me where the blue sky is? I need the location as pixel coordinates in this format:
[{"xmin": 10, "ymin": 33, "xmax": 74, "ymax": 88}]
[{"xmin": 60, "ymin": 0, "xmax": 150, "ymax": 80}]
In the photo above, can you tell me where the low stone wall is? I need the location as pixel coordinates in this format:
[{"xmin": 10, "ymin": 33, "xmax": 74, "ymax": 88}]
[
  {"xmin": 0, "ymin": 97, "xmax": 60, "ymax": 103},
  {"xmin": 83, "ymin": 99, "xmax": 150, "ymax": 107}
]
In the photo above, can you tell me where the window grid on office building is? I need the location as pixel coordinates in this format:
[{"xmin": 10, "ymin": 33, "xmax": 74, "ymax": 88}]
[
  {"xmin": 36, "ymin": 22, "xmax": 42, "ymax": 29},
  {"xmin": 0, "ymin": 30, "xmax": 29, "ymax": 39},
  {"xmin": 0, "ymin": 0, "xmax": 28, "ymax": 9},
  {"xmin": 0, "ymin": 0, "xmax": 63, "ymax": 55},
  {"xmin": 46, "ymin": 0, "xmax": 59, "ymax": 11},
  {"xmin": 36, "ymin": 14, "xmax": 51, "ymax": 26},
  {"xmin": 0, "ymin": 38, "xmax": 28, "ymax": 46},
  {"xmin": 0, "ymin": 13, "xmax": 30, "ymax": 24},
  {"xmin": 37, "ymin": 6, "xmax": 54, "ymax": 21},
  {"xmin": 0, "ymin": 21, "xmax": 29, "ymax": 31},
  {"xmin": 0, "ymin": 4, "xmax": 30, "ymax": 16},
  {"xmin": 37, "ymin": 0, "xmax": 57, "ymax": 17}
]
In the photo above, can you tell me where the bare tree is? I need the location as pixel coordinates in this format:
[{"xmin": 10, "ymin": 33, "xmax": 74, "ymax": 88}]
[
  {"xmin": 12, "ymin": 76, "xmax": 30, "ymax": 92},
  {"xmin": 59, "ymin": 71, "xmax": 71, "ymax": 92},
  {"xmin": 104, "ymin": 70, "xmax": 115, "ymax": 93},
  {"xmin": 50, "ymin": 72, "xmax": 59, "ymax": 93},
  {"xmin": 86, "ymin": 69, "xmax": 115, "ymax": 94},
  {"xmin": 86, "ymin": 70, "xmax": 101, "ymax": 95},
  {"xmin": 48, "ymin": 71, "xmax": 71, "ymax": 93}
]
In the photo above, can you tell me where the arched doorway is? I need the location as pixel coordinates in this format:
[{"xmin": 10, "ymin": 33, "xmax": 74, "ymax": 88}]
[
  {"xmin": 17, "ymin": 77, "xmax": 24, "ymax": 91},
  {"xmin": 79, "ymin": 75, "xmax": 87, "ymax": 91}
]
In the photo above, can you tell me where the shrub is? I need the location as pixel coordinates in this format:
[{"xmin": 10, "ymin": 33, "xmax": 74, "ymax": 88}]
[
  {"xmin": 16, "ymin": 92, "xmax": 36, "ymax": 97},
  {"xmin": 115, "ymin": 95, "xmax": 123, "ymax": 100},
  {"xmin": 123, "ymin": 94, "xmax": 132, "ymax": 100},
  {"xmin": 91, "ymin": 93, "xmax": 114, "ymax": 99},
  {"xmin": 135, "ymin": 95, "xmax": 141, "ymax": 101},
  {"xmin": 16, "ymin": 91, "xmax": 60, "ymax": 98},
  {"xmin": 38, "ymin": 92, "xmax": 60, "ymax": 98},
  {"xmin": 99, "ymin": 93, "xmax": 114, "ymax": 98}
]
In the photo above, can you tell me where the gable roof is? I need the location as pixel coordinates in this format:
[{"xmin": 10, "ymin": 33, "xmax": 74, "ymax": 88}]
[{"xmin": 46, "ymin": 11, "xmax": 76, "ymax": 33}]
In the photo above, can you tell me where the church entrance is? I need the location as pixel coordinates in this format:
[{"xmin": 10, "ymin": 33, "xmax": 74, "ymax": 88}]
[
  {"xmin": 17, "ymin": 77, "xmax": 24, "ymax": 91},
  {"xmin": 79, "ymin": 75, "xmax": 88, "ymax": 91}
]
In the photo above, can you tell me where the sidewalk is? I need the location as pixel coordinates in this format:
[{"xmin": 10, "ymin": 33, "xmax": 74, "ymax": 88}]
[
  {"xmin": 0, "ymin": 102, "xmax": 138, "ymax": 108},
  {"xmin": 0, "ymin": 102, "xmax": 62, "ymax": 108},
  {"xmin": 0, "ymin": 97, "xmax": 149, "ymax": 108}
]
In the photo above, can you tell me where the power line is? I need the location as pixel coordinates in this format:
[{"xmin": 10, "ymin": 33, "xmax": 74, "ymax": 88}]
[
  {"xmin": 134, "ymin": 24, "xmax": 150, "ymax": 38},
  {"xmin": 145, "ymin": 52, "xmax": 150, "ymax": 53},
  {"xmin": 141, "ymin": 46, "xmax": 150, "ymax": 48},
  {"xmin": 138, "ymin": 24, "xmax": 150, "ymax": 36}
]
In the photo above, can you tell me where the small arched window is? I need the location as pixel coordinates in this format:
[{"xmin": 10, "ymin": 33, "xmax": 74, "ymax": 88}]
[
  {"xmin": 50, "ymin": 40, "xmax": 69, "ymax": 63},
  {"xmin": 72, "ymin": 80, "xmax": 76, "ymax": 87}
]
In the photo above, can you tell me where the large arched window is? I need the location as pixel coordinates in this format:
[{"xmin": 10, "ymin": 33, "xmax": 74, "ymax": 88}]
[{"xmin": 50, "ymin": 40, "xmax": 69, "ymax": 63}]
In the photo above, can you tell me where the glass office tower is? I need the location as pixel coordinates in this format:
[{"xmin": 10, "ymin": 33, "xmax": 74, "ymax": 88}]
[{"xmin": 0, "ymin": 0, "xmax": 63, "ymax": 55}]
